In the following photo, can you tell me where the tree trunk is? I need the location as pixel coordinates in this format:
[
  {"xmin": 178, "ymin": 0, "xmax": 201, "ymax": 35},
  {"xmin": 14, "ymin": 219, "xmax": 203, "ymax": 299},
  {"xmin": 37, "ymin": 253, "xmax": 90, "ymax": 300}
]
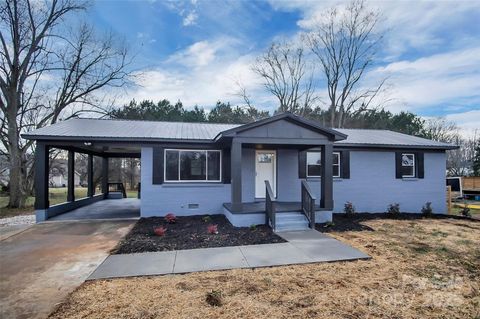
[
  {"xmin": 338, "ymin": 105, "xmax": 344, "ymax": 128},
  {"xmin": 7, "ymin": 139, "xmax": 27, "ymax": 208},
  {"xmin": 329, "ymin": 104, "xmax": 336, "ymax": 128},
  {"xmin": 6, "ymin": 85, "xmax": 27, "ymax": 208}
]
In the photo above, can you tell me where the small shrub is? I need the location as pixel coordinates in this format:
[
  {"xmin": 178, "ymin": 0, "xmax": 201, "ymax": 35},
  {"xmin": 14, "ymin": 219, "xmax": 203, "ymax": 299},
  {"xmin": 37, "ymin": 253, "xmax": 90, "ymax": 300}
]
[
  {"xmin": 202, "ymin": 215, "xmax": 212, "ymax": 223},
  {"xmin": 207, "ymin": 224, "xmax": 218, "ymax": 234},
  {"xmin": 153, "ymin": 226, "xmax": 167, "ymax": 236},
  {"xmin": 164, "ymin": 213, "xmax": 177, "ymax": 224},
  {"xmin": 323, "ymin": 221, "xmax": 335, "ymax": 228},
  {"xmin": 421, "ymin": 202, "xmax": 433, "ymax": 216},
  {"xmin": 387, "ymin": 203, "xmax": 400, "ymax": 215},
  {"xmin": 206, "ymin": 290, "xmax": 223, "ymax": 307},
  {"xmin": 460, "ymin": 202, "xmax": 471, "ymax": 217},
  {"xmin": 249, "ymin": 224, "xmax": 257, "ymax": 231},
  {"xmin": 344, "ymin": 201, "xmax": 355, "ymax": 215}
]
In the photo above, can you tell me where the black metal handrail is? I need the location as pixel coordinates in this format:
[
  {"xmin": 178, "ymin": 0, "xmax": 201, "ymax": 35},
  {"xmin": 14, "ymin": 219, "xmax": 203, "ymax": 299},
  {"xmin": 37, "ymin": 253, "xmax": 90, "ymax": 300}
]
[
  {"xmin": 265, "ymin": 180, "xmax": 277, "ymax": 231},
  {"xmin": 301, "ymin": 180, "xmax": 316, "ymax": 228}
]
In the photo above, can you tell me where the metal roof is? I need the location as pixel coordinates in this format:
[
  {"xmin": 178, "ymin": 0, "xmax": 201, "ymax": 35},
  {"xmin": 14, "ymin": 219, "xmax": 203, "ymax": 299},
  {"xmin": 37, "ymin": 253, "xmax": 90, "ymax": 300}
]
[
  {"xmin": 23, "ymin": 118, "xmax": 240, "ymax": 141},
  {"xmin": 23, "ymin": 117, "xmax": 457, "ymax": 149},
  {"xmin": 335, "ymin": 129, "xmax": 456, "ymax": 149}
]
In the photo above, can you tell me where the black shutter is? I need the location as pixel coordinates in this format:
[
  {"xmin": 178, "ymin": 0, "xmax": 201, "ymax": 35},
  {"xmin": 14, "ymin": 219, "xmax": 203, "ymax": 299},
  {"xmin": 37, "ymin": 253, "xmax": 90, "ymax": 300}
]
[
  {"xmin": 416, "ymin": 152, "xmax": 424, "ymax": 178},
  {"xmin": 395, "ymin": 152, "xmax": 402, "ymax": 179},
  {"xmin": 299, "ymin": 150, "xmax": 306, "ymax": 178},
  {"xmin": 152, "ymin": 147, "xmax": 164, "ymax": 184},
  {"xmin": 222, "ymin": 148, "xmax": 231, "ymax": 183},
  {"xmin": 341, "ymin": 150, "xmax": 350, "ymax": 179}
]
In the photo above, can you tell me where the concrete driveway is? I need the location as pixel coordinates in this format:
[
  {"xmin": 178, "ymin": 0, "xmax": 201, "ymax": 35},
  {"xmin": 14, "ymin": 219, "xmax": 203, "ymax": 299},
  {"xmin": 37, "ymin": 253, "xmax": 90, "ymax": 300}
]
[{"xmin": 0, "ymin": 220, "xmax": 134, "ymax": 319}]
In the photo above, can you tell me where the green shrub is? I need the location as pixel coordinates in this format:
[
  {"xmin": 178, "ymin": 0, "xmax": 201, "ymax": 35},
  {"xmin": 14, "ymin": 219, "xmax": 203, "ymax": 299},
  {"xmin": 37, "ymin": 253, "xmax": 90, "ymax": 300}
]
[
  {"xmin": 206, "ymin": 290, "xmax": 223, "ymax": 307},
  {"xmin": 387, "ymin": 203, "xmax": 400, "ymax": 215},
  {"xmin": 249, "ymin": 224, "xmax": 257, "ymax": 231},
  {"xmin": 460, "ymin": 202, "xmax": 471, "ymax": 217},
  {"xmin": 421, "ymin": 202, "xmax": 433, "ymax": 216},
  {"xmin": 344, "ymin": 201, "xmax": 355, "ymax": 215},
  {"xmin": 323, "ymin": 221, "xmax": 335, "ymax": 228}
]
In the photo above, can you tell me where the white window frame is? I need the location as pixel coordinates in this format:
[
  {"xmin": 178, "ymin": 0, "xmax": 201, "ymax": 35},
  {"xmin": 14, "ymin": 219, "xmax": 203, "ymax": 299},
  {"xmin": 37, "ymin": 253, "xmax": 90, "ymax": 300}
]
[
  {"xmin": 333, "ymin": 152, "xmax": 341, "ymax": 178},
  {"xmin": 164, "ymin": 149, "xmax": 222, "ymax": 182},
  {"xmin": 306, "ymin": 151, "xmax": 322, "ymax": 178},
  {"xmin": 306, "ymin": 151, "xmax": 342, "ymax": 178},
  {"xmin": 401, "ymin": 153, "xmax": 415, "ymax": 178}
]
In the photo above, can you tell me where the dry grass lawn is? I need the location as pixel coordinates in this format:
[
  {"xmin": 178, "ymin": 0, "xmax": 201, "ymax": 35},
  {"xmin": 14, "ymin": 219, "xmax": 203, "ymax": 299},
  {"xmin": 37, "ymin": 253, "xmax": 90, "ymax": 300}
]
[{"xmin": 50, "ymin": 217, "xmax": 480, "ymax": 319}]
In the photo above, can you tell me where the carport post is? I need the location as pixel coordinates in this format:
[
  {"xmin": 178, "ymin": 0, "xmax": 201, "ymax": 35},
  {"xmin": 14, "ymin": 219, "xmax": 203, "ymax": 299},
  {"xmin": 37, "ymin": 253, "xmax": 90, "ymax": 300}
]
[
  {"xmin": 320, "ymin": 143, "xmax": 334, "ymax": 210},
  {"xmin": 230, "ymin": 139, "xmax": 242, "ymax": 211},
  {"xmin": 87, "ymin": 154, "xmax": 94, "ymax": 197},
  {"xmin": 102, "ymin": 156, "xmax": 109, "ymax": 197},
  {"xmin": 67, "ymin": 150, "xmax": 75, "ymax": 202},
  {"xmin": 34, "ymin": 142, "xmax": 49, "ymax": 211}
]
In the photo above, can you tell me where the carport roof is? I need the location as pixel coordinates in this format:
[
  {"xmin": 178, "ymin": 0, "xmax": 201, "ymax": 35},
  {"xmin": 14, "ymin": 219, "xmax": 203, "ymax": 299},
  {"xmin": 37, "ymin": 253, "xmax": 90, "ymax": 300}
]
[{"xmin": 23, "ymin": 115, "xmax": 457, "ymax": 150}]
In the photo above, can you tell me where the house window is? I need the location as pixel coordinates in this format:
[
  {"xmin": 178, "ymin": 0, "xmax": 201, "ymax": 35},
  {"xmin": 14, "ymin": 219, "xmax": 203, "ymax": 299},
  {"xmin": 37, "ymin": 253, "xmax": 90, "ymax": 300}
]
[
  {"xmin": 164, "ymin": 149, "xmax": 221, "ymax": 182},
  {"xmin": 401, "ymin": 153, "xmax": 415, "ymax": 177},
  {"xmin": 306, "ymin": 151, "xmax": 341, "ymax": 178},
  {"xmin": 307, "ymin": 152, "xmax": 321, "ymax": 177},
  {"xmin": 333, "ymin": 152, "xmax": 341, "ymax": 178}
]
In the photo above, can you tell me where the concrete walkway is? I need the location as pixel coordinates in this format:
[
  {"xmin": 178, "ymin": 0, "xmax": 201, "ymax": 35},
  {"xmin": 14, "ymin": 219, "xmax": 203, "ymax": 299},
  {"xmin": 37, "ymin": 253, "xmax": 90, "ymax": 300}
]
[
  {"xmin": 0, "ymin": 220, "xmax": 135, "ymax": 319},
  {"xmin": 49, "ymin": 198, "xmax": 140, "ymax": 221},
  {"xmin": 89, "ymin": 229, "xmax": 369, "ymax": 280}
]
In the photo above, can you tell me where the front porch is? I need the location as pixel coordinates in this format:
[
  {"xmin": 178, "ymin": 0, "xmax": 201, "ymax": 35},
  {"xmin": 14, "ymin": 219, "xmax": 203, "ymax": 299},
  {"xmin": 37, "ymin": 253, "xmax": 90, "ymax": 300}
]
[{"xmin": 223, "ymin": 201, "xmax": 323, "ymax": 214}]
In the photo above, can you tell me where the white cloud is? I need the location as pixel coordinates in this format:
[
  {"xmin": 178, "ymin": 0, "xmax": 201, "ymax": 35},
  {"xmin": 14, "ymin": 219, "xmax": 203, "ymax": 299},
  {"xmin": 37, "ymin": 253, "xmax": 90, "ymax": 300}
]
[
  {"xmin": 124, "ymin": 38, "xmax": 273, "ymax": 110},
  {"xmin": 367, "ymin": 46, "xmax": 480, "ymax": 112},
  {"xmin": 444, "ymin": 110, "xmax": 480, "ymax": 139},
  {"xmin": 183, "ymin": 11, "xmax": 198, "ymax": 26},
  {"xmin": 167, "ymin": 40, "xmax": 217, "ymax": 68},
  {"xmin": 270, "ymin": 0, "xmax": 480, "ymax": 58}
]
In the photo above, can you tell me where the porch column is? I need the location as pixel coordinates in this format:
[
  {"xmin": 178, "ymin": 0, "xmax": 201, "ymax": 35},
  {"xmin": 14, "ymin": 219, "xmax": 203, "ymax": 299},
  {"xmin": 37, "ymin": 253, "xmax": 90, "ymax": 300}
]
[
  {"xmin": 230, "ymin": 139, "xmax": 242, "ymax": 211},
  {"xmin": 102, "ymin": 156, "xmax": 109, "ymax": 196},
  {"xmin": 34, "ymin": 142, "xmax": 49, "ymax": 212},
  {"xmin": 87, "ymin": 154, "xmax": 94, "ymax": 197},
  {"xmin": 320, "ymin": 143, "xmax": 334, "ymax": 210},
  {"xmin": 67, "ymin": 150, "xmax": 75, "ymax": 202}
]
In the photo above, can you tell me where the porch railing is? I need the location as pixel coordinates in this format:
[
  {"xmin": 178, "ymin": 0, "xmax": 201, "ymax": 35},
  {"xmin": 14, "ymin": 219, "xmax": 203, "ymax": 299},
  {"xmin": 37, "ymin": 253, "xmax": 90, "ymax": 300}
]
[
  {"xmin": 265, "ymin": 180, "xmax": 277, "ymax": 231},
  {"xmin": 301, "ymin": 180, "xmax": 316, "ymax": 228},
  {"xmin": 107, "ymin": 182, "xmax": 127, "ymax": 198}
]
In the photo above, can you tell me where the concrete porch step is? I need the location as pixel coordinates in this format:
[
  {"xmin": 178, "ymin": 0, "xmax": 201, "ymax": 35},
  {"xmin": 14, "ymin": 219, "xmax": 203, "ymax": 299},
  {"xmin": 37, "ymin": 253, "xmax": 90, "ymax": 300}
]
[{"xmin": 275, "ymin": 211, "xmax": 310, "ymax": 232}]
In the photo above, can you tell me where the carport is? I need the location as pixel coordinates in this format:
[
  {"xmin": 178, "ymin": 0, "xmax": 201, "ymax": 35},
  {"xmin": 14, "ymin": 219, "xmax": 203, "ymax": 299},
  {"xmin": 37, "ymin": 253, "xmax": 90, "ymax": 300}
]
[{"xmin": 23, "ymin": 121, "xmax": 142, "ymax": 222}]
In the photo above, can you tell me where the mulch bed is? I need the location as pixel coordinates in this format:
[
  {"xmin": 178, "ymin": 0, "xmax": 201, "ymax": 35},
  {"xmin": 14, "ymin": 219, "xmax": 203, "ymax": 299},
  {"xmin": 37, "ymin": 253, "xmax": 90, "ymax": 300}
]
[
  {"xmin": 112, "ymin": 214, "xmax": 286, "ymax": 254},
  {"xmin": 316, "ymin": 212, "xmax": 478, "ymax": 233}
]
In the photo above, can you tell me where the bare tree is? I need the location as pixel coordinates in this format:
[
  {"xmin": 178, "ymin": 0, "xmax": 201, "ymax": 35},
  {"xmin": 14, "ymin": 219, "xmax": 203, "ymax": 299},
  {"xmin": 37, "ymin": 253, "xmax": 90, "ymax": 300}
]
[
  {"xmin": 252, "ymin": 41, "xmax": 317, "ymax": 116},
  {"xmin": 305, "ymin": 0, "xmax": 385, "ymax": 128},
  {"xmin": 447, "ymin": 135, "xmax": 477, "ymax": 177},
  {"xmin": 422, "ymin": 117, "xmax": 459, "ymax": 143},
  {"xmin": 0, "ymin": 0, "xmax": 132, "ymax": 208}
]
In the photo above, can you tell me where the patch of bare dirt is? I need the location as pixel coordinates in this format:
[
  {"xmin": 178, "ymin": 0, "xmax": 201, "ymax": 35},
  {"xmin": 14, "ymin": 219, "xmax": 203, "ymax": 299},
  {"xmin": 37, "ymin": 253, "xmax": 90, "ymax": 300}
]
[{"xmin": 50, "ymin": 218, "xmax": 480, "ymax": 319}]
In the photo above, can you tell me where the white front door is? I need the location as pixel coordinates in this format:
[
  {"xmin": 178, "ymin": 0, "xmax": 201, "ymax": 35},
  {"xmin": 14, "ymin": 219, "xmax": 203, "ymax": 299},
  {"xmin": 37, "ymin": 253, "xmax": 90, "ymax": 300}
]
[{"xmin": 255, "ymin": 150, "xmax": 276, "ymax": 198}]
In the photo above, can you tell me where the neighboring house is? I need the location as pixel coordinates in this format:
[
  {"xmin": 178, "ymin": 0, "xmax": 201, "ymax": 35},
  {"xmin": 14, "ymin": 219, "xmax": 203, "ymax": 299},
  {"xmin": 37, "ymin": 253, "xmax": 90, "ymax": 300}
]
[
  {"xmin": 49, "ymin": 169, "xmax": 81, "ymax": 188},
  {"xmin": 24, "ymin": 113, "xmax": 457, "ymax": 228}
]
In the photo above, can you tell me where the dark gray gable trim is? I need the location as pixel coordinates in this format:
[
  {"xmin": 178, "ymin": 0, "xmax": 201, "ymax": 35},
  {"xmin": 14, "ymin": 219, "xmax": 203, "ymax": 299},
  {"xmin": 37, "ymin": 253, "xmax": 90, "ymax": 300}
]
[{"xmin": 216, "ymin": 112, "xmax": 347, "ymax": 141}]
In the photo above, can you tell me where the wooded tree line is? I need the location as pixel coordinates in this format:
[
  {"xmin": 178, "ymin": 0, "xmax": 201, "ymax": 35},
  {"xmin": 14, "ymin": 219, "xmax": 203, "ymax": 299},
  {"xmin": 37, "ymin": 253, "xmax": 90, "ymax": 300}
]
[{"xmin": 109, "ymin": 98, "xmax": 480, "ymax": 179}]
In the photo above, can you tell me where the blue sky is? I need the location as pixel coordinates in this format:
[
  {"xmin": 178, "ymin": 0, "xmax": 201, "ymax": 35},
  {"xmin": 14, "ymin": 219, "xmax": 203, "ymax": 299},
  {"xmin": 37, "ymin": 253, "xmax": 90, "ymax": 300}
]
[{"xmin": 84, "ymin": 0, "xmax": 479, "ymax": 135}]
